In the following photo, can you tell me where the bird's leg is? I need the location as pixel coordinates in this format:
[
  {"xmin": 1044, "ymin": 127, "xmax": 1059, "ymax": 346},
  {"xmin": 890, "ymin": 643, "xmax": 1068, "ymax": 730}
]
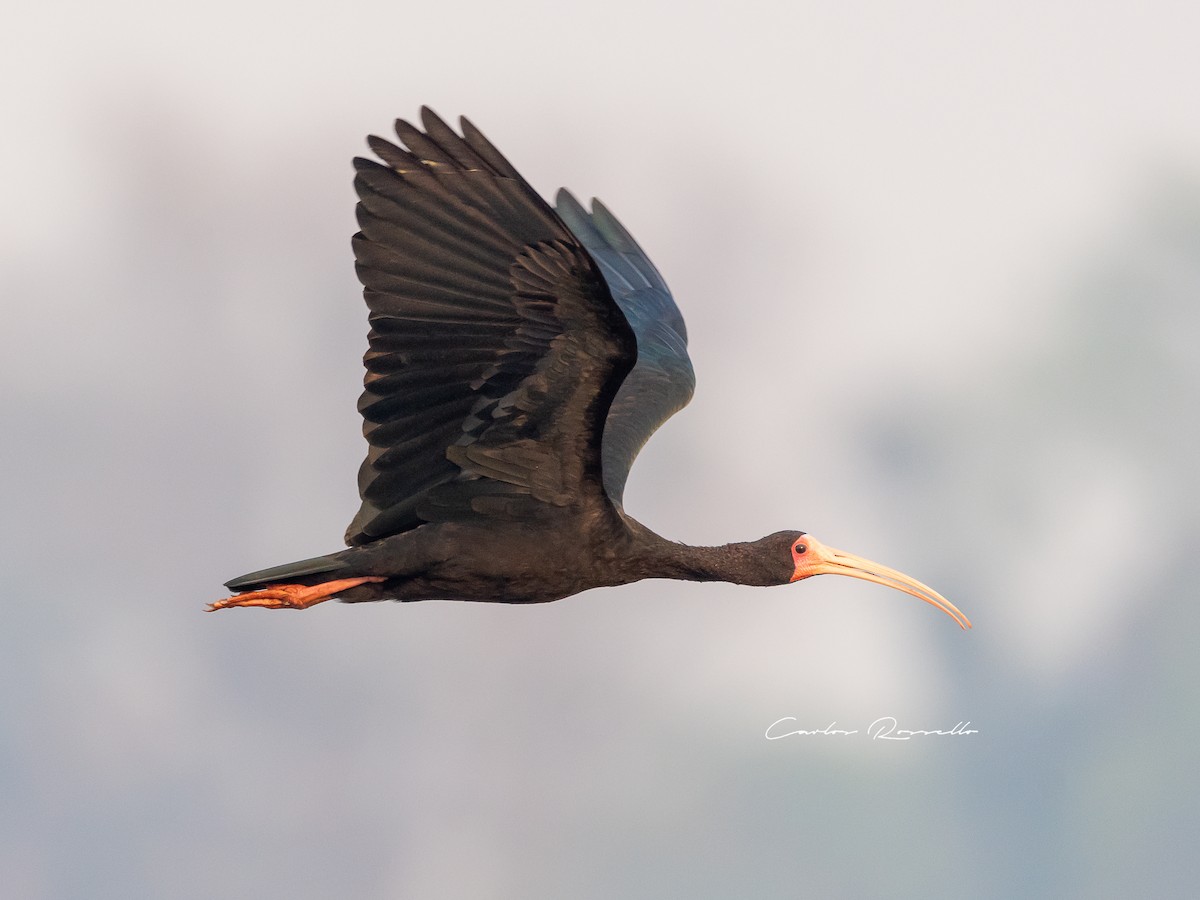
[{"xmin": 206, "ymin": 577, "xmax": 386, "ymax": 612}]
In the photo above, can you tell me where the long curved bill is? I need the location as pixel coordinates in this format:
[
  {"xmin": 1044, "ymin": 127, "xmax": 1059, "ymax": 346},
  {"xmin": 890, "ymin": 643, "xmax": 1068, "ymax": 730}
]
[{"xmin": 795, "ymin": 539, "xmax": 972, "ymax": 630}]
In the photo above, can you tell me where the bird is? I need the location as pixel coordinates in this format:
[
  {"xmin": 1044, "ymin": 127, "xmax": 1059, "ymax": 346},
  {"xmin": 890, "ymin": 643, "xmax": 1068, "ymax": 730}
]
[{"xmin": 208, "ymin": 108, "xmax": 971, "ymax": 630}]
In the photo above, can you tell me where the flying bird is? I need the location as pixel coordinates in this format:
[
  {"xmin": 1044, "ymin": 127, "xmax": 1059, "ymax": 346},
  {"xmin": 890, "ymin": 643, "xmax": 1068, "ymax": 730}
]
[{"xmin": 209, "ymin": 109, "xmax": 970, "ymax": 630}]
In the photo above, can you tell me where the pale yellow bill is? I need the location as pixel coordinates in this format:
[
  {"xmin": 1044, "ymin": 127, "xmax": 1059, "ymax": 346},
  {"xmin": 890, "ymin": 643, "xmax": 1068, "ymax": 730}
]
[{"xmin": 796, "ymin": 539, "xmax": 972, "ymax": 630}]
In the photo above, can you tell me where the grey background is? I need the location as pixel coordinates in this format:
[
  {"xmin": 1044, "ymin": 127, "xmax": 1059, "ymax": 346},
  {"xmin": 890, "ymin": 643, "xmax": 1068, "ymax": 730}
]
[{"xmin": 4, "ymin": 2, "xmax": 1197, "ymax": 897}]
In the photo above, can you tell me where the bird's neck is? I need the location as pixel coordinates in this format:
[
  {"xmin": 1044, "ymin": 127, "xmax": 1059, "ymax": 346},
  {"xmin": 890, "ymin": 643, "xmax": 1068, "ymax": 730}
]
[{"xmin": 627, "ymin": 527, "xmax": 777, "ymax": 587}]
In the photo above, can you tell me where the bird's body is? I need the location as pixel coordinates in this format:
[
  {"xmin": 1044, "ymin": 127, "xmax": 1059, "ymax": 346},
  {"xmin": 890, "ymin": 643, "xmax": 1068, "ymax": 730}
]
[
  {"xmin": 226, "ymin": 517, "xmax": 801, "ymax": 606},
  {"xmin": 211, "ymin": 109, "xmax": 970, "ymax": 630}
]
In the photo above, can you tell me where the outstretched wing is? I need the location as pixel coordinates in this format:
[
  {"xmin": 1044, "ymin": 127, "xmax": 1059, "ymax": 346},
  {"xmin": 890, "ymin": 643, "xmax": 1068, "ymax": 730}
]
[
  {"xmin": 345, "ymin": 109, "xmax": 636, "ymax": 546},
  {"xmin": 555, "ymin": 191, "xmax": 695, "ymax": 509}
]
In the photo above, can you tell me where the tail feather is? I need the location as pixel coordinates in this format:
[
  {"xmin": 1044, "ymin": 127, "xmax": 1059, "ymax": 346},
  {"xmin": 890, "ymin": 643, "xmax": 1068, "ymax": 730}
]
[{"xmin": 224, "ymin": 554, "xmax": 349, "ymax": 591}]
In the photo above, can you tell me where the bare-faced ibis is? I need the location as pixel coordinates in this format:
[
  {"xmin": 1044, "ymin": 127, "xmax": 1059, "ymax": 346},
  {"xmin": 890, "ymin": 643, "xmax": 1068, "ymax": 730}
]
[{"xmin": 209, "ymin": 109, "xmax": 971, "ymax": 630}]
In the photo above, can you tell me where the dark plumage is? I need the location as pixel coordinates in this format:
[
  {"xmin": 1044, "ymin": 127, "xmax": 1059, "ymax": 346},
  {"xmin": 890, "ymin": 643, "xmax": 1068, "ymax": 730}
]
[{"xmin": 210, "ymin": 109, "xmax": 970, "ymax": 630}]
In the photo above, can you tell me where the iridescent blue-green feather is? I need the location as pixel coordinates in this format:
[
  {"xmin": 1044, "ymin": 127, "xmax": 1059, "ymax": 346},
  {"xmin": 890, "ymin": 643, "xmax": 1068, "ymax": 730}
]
[{"xmin": 556, "ymin": 190, "xmax": 695, "ymax": 508}]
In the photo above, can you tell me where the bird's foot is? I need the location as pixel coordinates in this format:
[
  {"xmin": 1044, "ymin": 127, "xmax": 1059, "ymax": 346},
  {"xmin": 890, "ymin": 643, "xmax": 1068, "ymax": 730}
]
[{"xmin": 206, "ymin": 576, "xmax": 386, "ymax": 612}]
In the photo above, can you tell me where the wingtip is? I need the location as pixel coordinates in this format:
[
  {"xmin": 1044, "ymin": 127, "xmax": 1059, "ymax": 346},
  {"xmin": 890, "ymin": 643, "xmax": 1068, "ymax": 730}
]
[
  {"xmin": 420, "ymin": 105, "xmax": 450, "ymax": 133},
  {"xmin": 393, "ymin": 116, "xmax": 417, "ymax": 141},
  {"xmin": 589, "ymin": 198, "xmax": 639, "ymax": 251},
  {"xmin": 591, "ymin": 196, "xmax": 616, "ymax": 220},
  {"xmin": 555, "ymin": 187, "xmax": 583, "ymax": 209}
]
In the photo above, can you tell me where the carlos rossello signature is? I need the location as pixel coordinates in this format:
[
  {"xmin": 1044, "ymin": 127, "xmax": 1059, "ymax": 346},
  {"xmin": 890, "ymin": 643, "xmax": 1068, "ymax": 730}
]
[{"xmin": 765, "ymin": 716, "xmax": 978, "ymax": 741}]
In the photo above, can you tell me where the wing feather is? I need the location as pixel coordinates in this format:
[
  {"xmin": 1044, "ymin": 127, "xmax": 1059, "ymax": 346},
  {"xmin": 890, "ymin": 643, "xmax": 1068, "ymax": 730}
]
[
  {"xmin": 345, "ymin": 110, "xmax": 636, "ymax": 546},
  {"xmin": 555, "ymin": 189, "xmax": 695, "ymax": 508}
]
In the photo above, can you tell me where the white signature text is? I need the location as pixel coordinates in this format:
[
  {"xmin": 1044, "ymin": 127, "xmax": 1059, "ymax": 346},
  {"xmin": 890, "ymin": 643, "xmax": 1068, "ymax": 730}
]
[{"xmin": 766, "ymin": 716, "xmax": 978, "ymax": 740}]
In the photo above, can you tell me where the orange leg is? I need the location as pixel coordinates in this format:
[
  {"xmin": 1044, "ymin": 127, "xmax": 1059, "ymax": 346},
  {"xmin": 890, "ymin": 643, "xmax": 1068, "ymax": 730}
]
[{"xmin": 206, "ymin": 576, "xmax": 386, "ymax": 612}]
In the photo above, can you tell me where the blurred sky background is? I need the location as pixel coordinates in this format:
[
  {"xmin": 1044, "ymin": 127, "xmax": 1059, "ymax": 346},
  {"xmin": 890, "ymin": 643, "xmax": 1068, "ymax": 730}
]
[{"xmin": 3, "ymin": 1, "xmax": 1199, "ymax": 897}]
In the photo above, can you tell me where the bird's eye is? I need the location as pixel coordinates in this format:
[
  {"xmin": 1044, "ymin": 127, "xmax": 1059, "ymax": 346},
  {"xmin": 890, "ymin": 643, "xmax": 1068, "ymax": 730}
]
[{"xmin": 794, "ymin": 543, "xmax": 807, "ymax": 554}]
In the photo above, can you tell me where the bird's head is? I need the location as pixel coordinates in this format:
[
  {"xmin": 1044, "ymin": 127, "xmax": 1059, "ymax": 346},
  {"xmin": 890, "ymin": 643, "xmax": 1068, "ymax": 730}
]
[{"xmin": 769, "ymin": 531, "xmax": 971, "ymax": 629}]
